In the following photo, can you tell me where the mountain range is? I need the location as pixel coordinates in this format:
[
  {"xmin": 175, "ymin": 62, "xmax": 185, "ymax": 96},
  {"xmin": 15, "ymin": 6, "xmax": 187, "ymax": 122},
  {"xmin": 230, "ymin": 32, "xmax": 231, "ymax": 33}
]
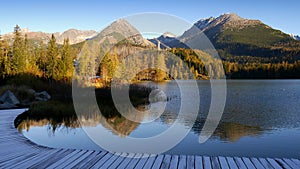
[
  {"xmin": 152, "ymin": 13, "xmax": 300, "ymax": 61},
  {"xmin": 3, "ymin": 28, "xmax": 97, "ymax": 45},
  {"xmin": 90, "ymin": 19, "xmax": 154, "ymax": 48},
  {"xmin": 3, "ymin": 13, "xmax": 300, "ymax": 61}
]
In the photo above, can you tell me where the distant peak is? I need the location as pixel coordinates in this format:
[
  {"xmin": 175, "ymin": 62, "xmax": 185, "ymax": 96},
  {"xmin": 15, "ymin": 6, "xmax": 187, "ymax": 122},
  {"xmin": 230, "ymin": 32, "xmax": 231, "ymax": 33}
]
[
  {"xmin": 65, "ymin": 28, "xmax": 78, "ymax": 32},
  {"xmin": 112, "ymin": 19, "xmax": 131, "ymax": 26},
  {"xmin": 217, "ymin": 13, "xmax": 244, "ymax": 22},
  {"xmin": 162, "ymin": 32, "xmax": 176, "ymax": 38},
  {"xmin": 223, "ymin": 13, "xmax": 239, "ymax": 17},
  {"xmin": 193, "ymin": 13, "xmax": 262, "ymax": 31}
]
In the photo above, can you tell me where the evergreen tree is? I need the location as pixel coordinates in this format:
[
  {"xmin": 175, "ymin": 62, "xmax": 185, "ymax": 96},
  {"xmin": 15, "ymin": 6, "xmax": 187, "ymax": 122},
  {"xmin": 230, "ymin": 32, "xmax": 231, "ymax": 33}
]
[
  {"xmin": 1, "ymin": 39, "xmax": 11, "ymax": 78},
  {"xmin": 12, "ymin": 25, "xmax": 25, "ymax": 75},
  {"xmin": 60, "ymin": 38, "xmax": 74, "ymax": 79},
  {"xmin": 36, "ymin": 41, "xmax": 47, "ymax": 78},
  {"xmin": 0, "ymin": 33, "xmax": 3, "ymax": 78},
  {"xmin": 23, "ymin": 34, "xmax": 31, "ymax": 72},
  {"xmin": 46, "ymin": 34, "xmax": 59, "ymax": 80}
]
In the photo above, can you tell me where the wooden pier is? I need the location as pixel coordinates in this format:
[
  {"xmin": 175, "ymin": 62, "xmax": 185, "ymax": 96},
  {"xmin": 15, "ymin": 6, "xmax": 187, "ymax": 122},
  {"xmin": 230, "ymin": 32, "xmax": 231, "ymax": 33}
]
[{"xmin": 0, "ymin": 109, "xmax": 300, "ymax": 168}]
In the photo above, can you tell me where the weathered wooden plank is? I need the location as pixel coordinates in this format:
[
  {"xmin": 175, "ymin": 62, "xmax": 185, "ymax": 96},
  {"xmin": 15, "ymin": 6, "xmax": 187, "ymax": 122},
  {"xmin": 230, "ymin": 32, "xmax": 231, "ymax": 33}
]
[
  {"xmin": 211, "ymin": 156, "xmax": 221, "ymax": 169},
  {"xmin": 75, "ymin": 151, "xmax": 107, "ymax": 168},
  {"xmin": 116, "ymin": 153, "xmax": 136, "ymax": 169},
  {"xmin": 250, "ymin": 158, "xmax": 265, "ymax": 169},
  {"xmin": 233, "ymin": 157, "xmax": 247, "ymax": 169},
  {"xmin": 125, "ymin": 153, "xmax": 143, "ymax": 169},
  {"xmin": 45, "ymin": 149, "xmax": 81, "ymax": 169},
  {"xmin": 29, "ymin": 149, "xmax": 72, "ymax": 168},
  {"xmin": 186, "ymin": 155, "xmax": 195, "ymax": 169},
  {"xmin": 178, "ymin": 155, "xmax": 187, "ymax": 169},
  {"xmin": 0, "ymin": 152, "xmax": 28, "ymax": 163},
  {"xmin": 169, "ymin": 155, "xmax": 179, "ymax": 169},
  {"xmin": 242, "ymin": 157, "xmax": 256, "ymax": 169},
  {"xmin": 151, "ymin": 155, "xmax": 164, "ymax": 169},
  {"xmin": 54, "ymin": 150, "xmax": 89, "ymax": 168},
  {"xmin": 90, "ymin": 152, "xmax": 115, "ymax": 168},
  {"xmin": 143, "ymin": 154, "xmax": 157, "ymax": 169},
  {"xmin": 95, "ymin": 152, "xmax": 122, "ymax": 169},
  {"xmin": 107, "ymin": 152, "xmax": 128, "ymax": 169},
  {"xmin": 283, "ymin": 158, "xmax": 300, "ymax": 169},
  {"xmin": 275, "ymin": 158, "xmax": 292, "ymax": 169},
  {"xmin": 160, "ymin": 154, "xmax": 171, "ymax": 169},
  {"xmin": 291, "ymin": 159, "xmax": 300, "ymax": 167},
  {"xmin": 70, "ymin": 151, "xmax": 102, "ymax": 168},
  {"xmin": 0, "ymin": 152, "xmax": 38, "ymax": 167},
  {"xmin": 226, "ymin": 157, "xmax": 238, "ymax": 169},
  {"xmin": 132, "ymin": 154, "xmax": 149, "ymax": 169},
  {"xmin": 0, "ymin": 146, "xmax": 37, "ymax": 156},
  {"xmin": 203, "ymin": 156, "xmax": 212, "ymax": 169},
  {"xmin": 10, "ymin": 149, "xmax": 62, "ymax": 168},
  {"xmin": 64, "ymin": 150, "xmax": 95, "ymax": 169},
  {"xmin": 2, "ymin": 152, "xmax": 45, "ymax": 168},
  {"xmin": 218, "ymin": 156, "xmax": 229, "ymax": 169},
  {"xmin": 267, "ymin": 158, "xmax": 283, "ymax": 169},
  {"xmin": 195, "ymin": 156, "xmax": 203, "ymax": 169},
  {"xmin": 258, "ymin": 158, "xmax": 275, "ymax": 169}
]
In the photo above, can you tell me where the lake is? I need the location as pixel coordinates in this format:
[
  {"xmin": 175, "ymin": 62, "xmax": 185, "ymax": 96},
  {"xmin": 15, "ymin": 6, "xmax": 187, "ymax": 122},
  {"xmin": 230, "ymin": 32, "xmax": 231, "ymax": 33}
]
[{"xmin": 18, "ymin": 80, "xmax": 300, "ymax": 158}]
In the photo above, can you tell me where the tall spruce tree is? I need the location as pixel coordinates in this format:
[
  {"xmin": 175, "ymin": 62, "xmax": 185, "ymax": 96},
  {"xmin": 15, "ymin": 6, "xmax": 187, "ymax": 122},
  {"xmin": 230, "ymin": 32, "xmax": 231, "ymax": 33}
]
[
  {"xmin": 60, "ymin": 38, "xmax": 74, "ymax": 79},
  {"xmin": 46, "ymin": 34, "xmax": 59, "ymax": 80},
  {"xmin": 0, "ymin": 33, "xmax": 3, "ymax": 78},
  {"xmin": 37, "ymin": 41, "xmax": 47, "ymax": 78},
  {"xmin": 12, "ymin": 25, "xmax": 25, "ymax": 75}
]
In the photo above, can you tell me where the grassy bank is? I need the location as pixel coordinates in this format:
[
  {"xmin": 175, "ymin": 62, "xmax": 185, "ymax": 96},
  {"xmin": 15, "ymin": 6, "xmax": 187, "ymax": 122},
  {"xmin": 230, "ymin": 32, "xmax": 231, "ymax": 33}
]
[{"xmin": 13, "ymin": 82, "xmax": 153, "ymax": 128}]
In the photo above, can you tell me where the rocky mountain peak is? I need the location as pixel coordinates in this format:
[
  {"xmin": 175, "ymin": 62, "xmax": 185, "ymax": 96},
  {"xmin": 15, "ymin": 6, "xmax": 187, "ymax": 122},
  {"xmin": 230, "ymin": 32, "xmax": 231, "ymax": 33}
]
[
  {"xmin": 101, "ymin": 19, "xmax": 139, "ymax": 37},
  {"xmin": 94, "ymin": 19, "xmax": 155, "ymax": 47},
  {"xmin": 218, "ymin": 13, "xmax": 243, "ymax": 22},
  {"xmin": 55, "ymin": 29, "xmax": 97, "ymax": 44},
  {"xmin": 194, "ymin": 13, "xmax": 261, "ymax": 32},
  {"xmin": 162, "ymin": 32, "xmax": 176, "ymax": 38},
  {"xmin": 195, "ymin": 17, "xmax": 215, "ymax": 30}
]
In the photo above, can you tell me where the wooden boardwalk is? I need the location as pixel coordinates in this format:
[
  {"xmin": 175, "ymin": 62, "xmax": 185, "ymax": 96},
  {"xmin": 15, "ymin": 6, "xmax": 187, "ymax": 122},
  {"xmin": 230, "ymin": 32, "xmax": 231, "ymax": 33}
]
[{"xmin": 1, "ymin": 109, "xmax": 300, "ymax": 169}]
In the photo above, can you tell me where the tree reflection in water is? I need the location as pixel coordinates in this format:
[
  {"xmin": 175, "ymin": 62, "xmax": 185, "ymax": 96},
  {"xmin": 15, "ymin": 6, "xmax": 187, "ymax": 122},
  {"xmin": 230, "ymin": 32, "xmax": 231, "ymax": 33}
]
[{"xmin": 16, "ymin": 102, "xmax": 264, "ymax": 142}]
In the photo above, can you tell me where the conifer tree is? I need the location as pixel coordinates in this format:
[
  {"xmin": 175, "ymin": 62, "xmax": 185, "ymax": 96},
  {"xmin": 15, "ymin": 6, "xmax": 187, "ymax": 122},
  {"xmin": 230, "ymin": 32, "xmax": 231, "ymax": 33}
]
[
  {"xmin": 12, "ymin": 25, "xmax": 25, "ymax": 75},
  {"xmin": 0, "ymin": 33, "xmax": 3, "ymax": 78},
  {"xmin": 2, "ymin": 38, "xmax": 11, "ymax": 78},
  {"xmin": 60, "ymin": 38, "xmax": 74, "ymax": 79},
  {"xmin": 46, "ymin": 34, "xmax": 59, "ymax": 80},
  {"xmin": 37, "ymin": 41, "xmax": 47, "ymax": 78}
]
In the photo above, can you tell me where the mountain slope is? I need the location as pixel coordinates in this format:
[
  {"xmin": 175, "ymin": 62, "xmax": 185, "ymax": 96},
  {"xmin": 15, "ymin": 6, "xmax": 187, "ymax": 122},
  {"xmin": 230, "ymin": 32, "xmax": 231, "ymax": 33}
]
[
  {"xmin": 54, "ymin": 29, "xmax": 97, "ymax": 44},
  {"xmin": 90, "ymin": 19, "xmax": 154, "ymax": 48},
  {"xmin": 178, "ymin": 13, "xmax": 300, "ymax": 61},
  {"xmin": 148, "ymin": 32, "xmax": 178, "ymax": 49}
]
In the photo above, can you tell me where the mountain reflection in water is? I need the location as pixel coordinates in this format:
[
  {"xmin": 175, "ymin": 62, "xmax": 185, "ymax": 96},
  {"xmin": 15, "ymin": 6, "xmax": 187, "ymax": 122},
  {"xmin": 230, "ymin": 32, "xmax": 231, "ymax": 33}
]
[
  {"xmin": 17, "ymin": 107, "xmax": 263, "ymax": 142},
  {"xmin": 16, "ymin": 80, "xmax": 300, "ymax": 158}
]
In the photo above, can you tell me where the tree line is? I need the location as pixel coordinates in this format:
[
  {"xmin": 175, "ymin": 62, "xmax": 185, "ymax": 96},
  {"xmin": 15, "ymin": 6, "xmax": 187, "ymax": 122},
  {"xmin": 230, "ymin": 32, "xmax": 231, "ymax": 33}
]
[
  {"xmin": 0, "ymin": 25, "xmax": 74, "ymax": 82},
  {"xmin": 1, "ymin": 25, "xmax": 300, "ymax": 86}
]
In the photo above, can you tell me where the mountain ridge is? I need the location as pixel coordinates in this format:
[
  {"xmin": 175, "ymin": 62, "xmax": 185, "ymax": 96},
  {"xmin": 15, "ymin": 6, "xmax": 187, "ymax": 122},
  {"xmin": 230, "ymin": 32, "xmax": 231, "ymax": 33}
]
[
  {"xmin": 3, "ymin": 28, "xmax": 97, "ymax": 45},
  {"xmin": 150, "ymin": 13, "xmax": 300, "ymax": 61},
  {"xmin": 92, "ymin": 19, "xmax": 154, "ymax": 47}
]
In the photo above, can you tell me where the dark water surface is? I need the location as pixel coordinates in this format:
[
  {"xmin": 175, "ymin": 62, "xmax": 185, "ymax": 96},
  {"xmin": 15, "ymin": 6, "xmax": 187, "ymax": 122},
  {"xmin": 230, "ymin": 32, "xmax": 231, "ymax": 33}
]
[{"xmin": 19, "ymin": 80, "xmax": 300, "ymax": 158}]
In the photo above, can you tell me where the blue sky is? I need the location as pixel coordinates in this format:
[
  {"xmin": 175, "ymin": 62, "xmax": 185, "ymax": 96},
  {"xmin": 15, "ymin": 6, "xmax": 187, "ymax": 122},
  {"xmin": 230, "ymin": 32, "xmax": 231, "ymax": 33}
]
[{"xmin": 1, "ymin": 0, "xmax": 299, "ymax": 35}]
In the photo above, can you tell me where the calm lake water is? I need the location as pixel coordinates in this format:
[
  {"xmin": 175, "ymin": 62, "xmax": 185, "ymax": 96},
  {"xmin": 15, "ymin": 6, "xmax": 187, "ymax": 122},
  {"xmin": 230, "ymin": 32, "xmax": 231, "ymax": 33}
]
[{"xmin": 19, "ymin": 80, "xmax": 300, "ymax": 158}]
